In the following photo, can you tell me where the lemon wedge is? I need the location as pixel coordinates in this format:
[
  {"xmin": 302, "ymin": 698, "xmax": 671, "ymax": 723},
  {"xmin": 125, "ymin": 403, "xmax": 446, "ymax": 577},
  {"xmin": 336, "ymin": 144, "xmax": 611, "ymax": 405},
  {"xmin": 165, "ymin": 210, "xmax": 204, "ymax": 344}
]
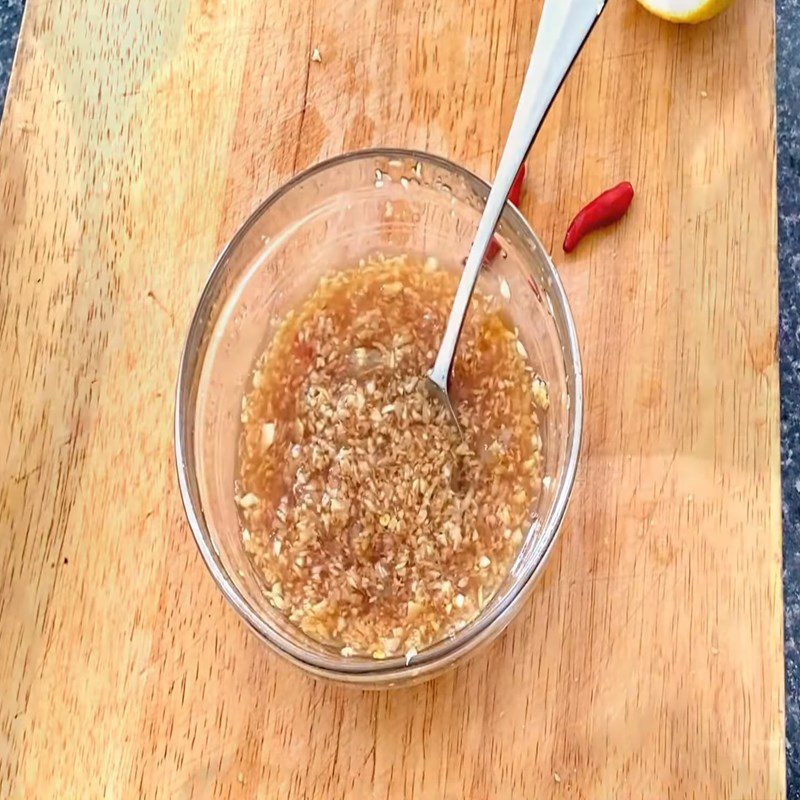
[{"xmin": 635, "ymin": 0, "xmax": 734, "ymax": 23}]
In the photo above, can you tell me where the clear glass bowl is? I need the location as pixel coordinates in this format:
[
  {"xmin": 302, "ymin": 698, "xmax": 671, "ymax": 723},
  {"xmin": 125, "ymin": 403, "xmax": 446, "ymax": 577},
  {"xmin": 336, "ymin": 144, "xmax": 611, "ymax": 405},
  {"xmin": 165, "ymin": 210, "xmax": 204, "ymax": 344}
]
[{"xmin": 175, "ymin": 149, "xmax": 582, "ymax": 687}]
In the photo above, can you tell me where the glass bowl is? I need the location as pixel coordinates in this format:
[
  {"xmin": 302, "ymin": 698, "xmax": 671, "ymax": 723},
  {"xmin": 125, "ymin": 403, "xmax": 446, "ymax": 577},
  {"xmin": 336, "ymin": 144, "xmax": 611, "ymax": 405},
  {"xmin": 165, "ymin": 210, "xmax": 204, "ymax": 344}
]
[{"xmin": 175, "ymin": 148, "xmax": 582, "ymax": 687}]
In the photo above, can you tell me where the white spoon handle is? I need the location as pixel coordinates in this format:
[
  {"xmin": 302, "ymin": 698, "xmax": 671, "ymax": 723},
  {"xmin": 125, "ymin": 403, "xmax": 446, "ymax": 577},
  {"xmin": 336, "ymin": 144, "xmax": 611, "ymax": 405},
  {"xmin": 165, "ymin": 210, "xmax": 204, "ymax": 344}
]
[{"xmin": 429, "ymin": 0, "xmax": 607, "ymax": 391}]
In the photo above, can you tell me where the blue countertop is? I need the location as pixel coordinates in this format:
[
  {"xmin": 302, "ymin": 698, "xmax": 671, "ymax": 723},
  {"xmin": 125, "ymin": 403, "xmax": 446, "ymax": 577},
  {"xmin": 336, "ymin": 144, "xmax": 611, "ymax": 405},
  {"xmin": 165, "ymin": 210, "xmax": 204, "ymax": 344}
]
[
  {"xmin": 778, "ymin": 0, "xmax": 800, "ymax": 792},
  {"xmin": 1, "ymin": 0, "xmax": 798, "ymax": 793},
  {"xmin": 0, "ymin": 0, "xmax": 20, "ymax": 110}
]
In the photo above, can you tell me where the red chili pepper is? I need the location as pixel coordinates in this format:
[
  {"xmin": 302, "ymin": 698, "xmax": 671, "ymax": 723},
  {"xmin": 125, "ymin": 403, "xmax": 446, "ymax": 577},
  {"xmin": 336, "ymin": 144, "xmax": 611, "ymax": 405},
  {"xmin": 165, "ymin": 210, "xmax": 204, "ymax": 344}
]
[
  {"xmin": 562, "ymin": 181, "xmax": 634, "ymax": 253},
  {"xmin": 484, "ymin": 164, "xmax": 526, "ymax": 263},
  {"xmin": 508, "ymin": 163, "xmax": 526, "ymax": 207},
  {"xmin": 292, "ymin": 335, "xmax": 315, "ymax": 366}
]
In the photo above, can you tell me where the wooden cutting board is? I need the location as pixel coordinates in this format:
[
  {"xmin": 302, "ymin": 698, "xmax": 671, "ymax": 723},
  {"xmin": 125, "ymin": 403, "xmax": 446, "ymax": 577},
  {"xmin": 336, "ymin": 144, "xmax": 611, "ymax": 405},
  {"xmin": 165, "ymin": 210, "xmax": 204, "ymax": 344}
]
[{"xmin": 0, "ymin": 0, "xmax": 782, "ymax": 796}]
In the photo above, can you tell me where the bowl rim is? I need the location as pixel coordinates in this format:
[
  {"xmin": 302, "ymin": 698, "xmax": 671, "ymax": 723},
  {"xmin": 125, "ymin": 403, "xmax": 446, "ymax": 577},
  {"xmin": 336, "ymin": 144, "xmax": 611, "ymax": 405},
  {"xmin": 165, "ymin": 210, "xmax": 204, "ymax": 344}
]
[{"xmin": 174, "ymin": 146, "xmax": 583, "ymax": 683}]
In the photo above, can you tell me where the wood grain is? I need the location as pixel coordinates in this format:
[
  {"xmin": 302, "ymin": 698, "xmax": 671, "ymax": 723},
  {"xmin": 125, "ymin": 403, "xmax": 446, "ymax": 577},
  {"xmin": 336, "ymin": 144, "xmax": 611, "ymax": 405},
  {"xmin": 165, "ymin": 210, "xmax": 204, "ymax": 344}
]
[{"xmin": 0, "ymin": 0, "xmax": 782, "ymax": 797}]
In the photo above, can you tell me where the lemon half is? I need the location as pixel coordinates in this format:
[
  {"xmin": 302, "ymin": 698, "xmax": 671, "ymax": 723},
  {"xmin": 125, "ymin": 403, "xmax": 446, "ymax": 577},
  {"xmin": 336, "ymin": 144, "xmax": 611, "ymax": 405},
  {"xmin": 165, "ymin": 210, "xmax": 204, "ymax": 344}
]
[{"xmin": 635, "ymin": 0, "xmax": 734, "ymax": 23}]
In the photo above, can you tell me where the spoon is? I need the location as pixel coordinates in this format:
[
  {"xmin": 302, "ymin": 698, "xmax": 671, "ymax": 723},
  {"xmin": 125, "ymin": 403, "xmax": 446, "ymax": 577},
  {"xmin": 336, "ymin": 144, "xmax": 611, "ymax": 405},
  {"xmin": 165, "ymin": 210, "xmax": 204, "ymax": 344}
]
[{"xmin": 427, "ymin": 0, "xmax": 607, "ymax": 430}]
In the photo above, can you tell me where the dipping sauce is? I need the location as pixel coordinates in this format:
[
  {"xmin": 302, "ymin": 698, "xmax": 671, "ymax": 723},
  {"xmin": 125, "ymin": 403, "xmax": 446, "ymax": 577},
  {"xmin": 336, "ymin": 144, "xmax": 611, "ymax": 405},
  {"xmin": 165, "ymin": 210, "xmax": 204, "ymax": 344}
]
[{"xmin": 236, "ymin": 255, "xmax": 548, "ymax": 659}]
